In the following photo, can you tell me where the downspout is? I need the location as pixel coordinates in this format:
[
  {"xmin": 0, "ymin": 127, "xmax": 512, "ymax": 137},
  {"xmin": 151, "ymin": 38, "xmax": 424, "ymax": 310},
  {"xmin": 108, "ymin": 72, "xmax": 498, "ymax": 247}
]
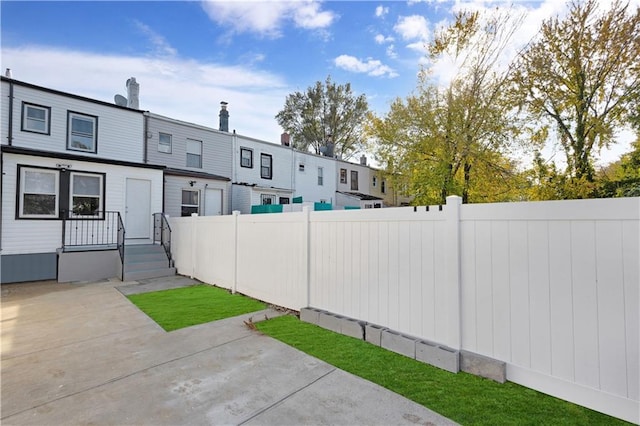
[
  {"xmin": 143, "ymin": 112, "xmax": 149, "ymax": 163},
  {"xmin": 7, "ymin": 79, "xmax": 14, "ymax": 146}
]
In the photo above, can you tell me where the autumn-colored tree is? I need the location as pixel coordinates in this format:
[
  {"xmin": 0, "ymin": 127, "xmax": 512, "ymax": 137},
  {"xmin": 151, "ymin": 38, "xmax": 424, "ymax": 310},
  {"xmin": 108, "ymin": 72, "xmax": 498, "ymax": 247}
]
[
  {"xmin": 275, "ymin": 76, "xmax": 369, "ymax": 160},
  {"xmin": 512, "ymin": 0, "xmax": 640, "ymax": 193},
  {"xmin": 368, "ymin": 9, "xmax": 525, "ymax": 204},
  {"xmin": 598, "ymin": 141, "xmax": 640, "ymax": 197}
]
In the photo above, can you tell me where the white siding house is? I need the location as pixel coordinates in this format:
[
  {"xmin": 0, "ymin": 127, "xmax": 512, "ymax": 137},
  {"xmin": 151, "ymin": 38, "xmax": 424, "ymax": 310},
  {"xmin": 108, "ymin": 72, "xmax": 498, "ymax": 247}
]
[
  {"xmin": 293, "ymin": 151, "xmax": 337, "ymax": 206},
  {"xmin": 144, "ymin": 113, "xmax": 232, "ymax": 217},
  {"xmin": 335, "ymin": 157, "xmax": 384, "ymax": 209},
  {"xmin": 232, "ymin": 134, "xmax": 294, "ymax": 213},
  {"xmin": 1, "ymin": 77, "xmax": 164, "ymax": 283}
]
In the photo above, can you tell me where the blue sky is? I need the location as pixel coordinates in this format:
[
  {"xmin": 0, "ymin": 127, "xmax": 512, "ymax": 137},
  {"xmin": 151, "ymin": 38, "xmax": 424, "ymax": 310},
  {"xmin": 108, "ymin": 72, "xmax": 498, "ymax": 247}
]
[{"xmin": 1, "ymin": 1, "xmax": 635, "ymax": 165}]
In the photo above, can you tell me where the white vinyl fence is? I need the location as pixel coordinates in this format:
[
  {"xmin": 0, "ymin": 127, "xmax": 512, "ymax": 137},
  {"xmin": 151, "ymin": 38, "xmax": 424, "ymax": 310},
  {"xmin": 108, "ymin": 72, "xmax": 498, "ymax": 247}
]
[{"xmin": 169, "ymin": 196, "xmax": 639, "ymax": 423}]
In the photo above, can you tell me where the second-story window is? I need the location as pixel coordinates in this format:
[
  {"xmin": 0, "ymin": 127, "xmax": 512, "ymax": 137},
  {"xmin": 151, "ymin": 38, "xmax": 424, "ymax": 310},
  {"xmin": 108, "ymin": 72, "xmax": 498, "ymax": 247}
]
[
  {"xmin": 340, "ymin": 168, "xmax": 347, "ymax": 184},
  {"xmin": 158, "ymin": 132, "xmax": 172, "ymax": 153},
  {"xmin": 351, "ymin": 170, "xmax": 358, "ymax": 190},
  {"xmin": 261, "ymin": 153, "xmax": 272, "ymax": 179},
  {"xmin": 317, "ymin": 167, "xmax": 324, "ymax": 186},
  {"xmin": 67, "ymin": 112, "xmax": 98, "ymax": 153},
  {"xmin": 240, "ymin": 147, "xmax": 253, "ymax": 168},
  {"xmin": 372, "ymin": 176, "xmax": 377, "ymax": 187},
  {"xmin": 186, "ymin": 139, "xmax": 202, "ymax": 168},
  {"xmin": 381, "ymin": 180, "xmax": 386, "ymax": 194},
  {"xmin": 22, "ymin": 102, "xmax": 51, "ymax": 135}
]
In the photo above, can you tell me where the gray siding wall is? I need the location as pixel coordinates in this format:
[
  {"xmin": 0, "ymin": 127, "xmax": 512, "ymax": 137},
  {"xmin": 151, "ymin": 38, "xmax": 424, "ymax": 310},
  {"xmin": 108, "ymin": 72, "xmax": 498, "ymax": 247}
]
[
  {"xmin": 164, "ymin": 175, "xmax": 230, "ymax": 218},
  {"xmin": 231, "ymin": 185, "xmax": 252, "ymax": 215},
  {"xmin": 146, "ymin": 114, "xmax": 233, "ymax": 179},
  {"xmin": 1, "ymin": 253, "xmax": 57, "ymax": 283}
]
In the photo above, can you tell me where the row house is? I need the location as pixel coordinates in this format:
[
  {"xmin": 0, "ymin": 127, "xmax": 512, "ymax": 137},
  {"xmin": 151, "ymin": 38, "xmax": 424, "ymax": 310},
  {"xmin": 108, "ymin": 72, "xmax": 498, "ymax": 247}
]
[
  {"xmin": 1, "ymin": 76, "xmax": 166, "ymax": 284},
  {"xmin": 144, "ymin": 111, "xmax": 232, "ymax": 218}
]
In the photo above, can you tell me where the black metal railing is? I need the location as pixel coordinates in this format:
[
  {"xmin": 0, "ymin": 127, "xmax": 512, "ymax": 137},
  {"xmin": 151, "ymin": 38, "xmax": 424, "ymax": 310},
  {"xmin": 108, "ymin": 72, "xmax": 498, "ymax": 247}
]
[
  {"xmin": 62, "ymin": 210, "xmax": 123, "ymax": 250},
  {"xmin": 153, "ymin": 212, "xmax": 172, "ymax": 267},
  {"xmin": 117, "ymin": 212, "xmax": 125, "ymax": 281}
]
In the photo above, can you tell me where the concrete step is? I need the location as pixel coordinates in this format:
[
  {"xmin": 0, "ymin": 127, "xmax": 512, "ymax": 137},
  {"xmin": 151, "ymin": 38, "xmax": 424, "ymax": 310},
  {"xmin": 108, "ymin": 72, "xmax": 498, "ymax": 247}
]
[
  {"xmin": 124, "ymin": 259, "xmax": 172, "ymax": 273},
  {"xmin": 124, "ymin": 244, "xmax": 166, "ymax": 255},
  {"xmin": 124, "ymin": 252, "xmax": 168, "ymax": 263},
  {"xmin": 124, "ymin": 267, "xmax": 176, "ymax": 281}
]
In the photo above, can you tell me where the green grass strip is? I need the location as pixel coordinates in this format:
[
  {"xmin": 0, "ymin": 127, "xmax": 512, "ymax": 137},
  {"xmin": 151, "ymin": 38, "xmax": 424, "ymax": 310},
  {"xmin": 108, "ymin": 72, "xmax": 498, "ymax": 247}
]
[
  {"xmin": 256, "ymin": 315, "xmax": 630, "ymax": 426},
  {"xmin": 127, "ymin": 284, "xmax": 266, "ymax": 331}
]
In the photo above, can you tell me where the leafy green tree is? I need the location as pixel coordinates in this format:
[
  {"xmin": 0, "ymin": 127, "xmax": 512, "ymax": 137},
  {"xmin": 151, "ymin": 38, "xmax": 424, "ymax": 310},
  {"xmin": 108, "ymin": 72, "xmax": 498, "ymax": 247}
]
[
  {"xmin": 275, "ymin": 76, "xmax": 369, "ymax": 160},
  {"xmin": 598, "ymin": 141, "xmax": 640, "ymax": 196},
  {"xmin": 368, "ymin": 9, "xmax": 525, "ymax": 204},
  {"xmin": 512, "ymin": 0, "xmax": 640, "ymax": 191}
]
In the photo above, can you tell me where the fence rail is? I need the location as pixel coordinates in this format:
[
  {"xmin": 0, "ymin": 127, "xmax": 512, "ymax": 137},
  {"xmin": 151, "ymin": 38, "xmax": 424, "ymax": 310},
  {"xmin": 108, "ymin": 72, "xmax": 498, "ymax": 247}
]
[
  {"xmin": 169, "ymin": 197, "xmax": 639, "ymax": 424},
  {"xmin": 62, "ymin": 210, "xmax": 122, "ymax": 250}
]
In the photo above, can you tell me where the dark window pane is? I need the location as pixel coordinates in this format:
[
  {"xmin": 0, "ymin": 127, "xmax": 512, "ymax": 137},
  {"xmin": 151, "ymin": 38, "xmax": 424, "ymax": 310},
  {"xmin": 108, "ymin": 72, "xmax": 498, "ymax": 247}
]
[
  {"xmin": 72, "ymin": 197, "xmax": 100, "ymax": 215},
  {"xmin": 23, "ymin": 194, "xmax": 56, "ymax": 215},
  {"xmin": 181, "ymin": 206, "xmax": 198, "ymax": 217}
]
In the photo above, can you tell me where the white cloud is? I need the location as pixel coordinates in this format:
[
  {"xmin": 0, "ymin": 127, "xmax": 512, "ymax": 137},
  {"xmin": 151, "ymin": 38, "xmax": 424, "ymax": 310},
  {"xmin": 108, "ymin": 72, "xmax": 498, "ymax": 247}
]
[
  {"xmin": 133, "ymin": 20, "xmax": 177, "ymax": 57},
  {"xmin": 334, "ymin": 54, "xmax": 398, "ymax": 78},
  {"xmin": 374, "ymin": 34, "xmax": 394, "ymax": 44},
  {"xmin": 375, "ymin": 5, "xmax": 389, "ymax": 18},
  {"xmin": 2, "ymin": 46, "xmax": 290, "ymax": 141},
  {"xmin": 200, "ymin": 0, "xmax": 336, "ymax": 38},
  {"xmin": 394, "ymin": 15, "xmax": 430, "ymax": 41},
  {"xmin": 386, "ymin": 44, "xmax": 398, "ymax": 59}
]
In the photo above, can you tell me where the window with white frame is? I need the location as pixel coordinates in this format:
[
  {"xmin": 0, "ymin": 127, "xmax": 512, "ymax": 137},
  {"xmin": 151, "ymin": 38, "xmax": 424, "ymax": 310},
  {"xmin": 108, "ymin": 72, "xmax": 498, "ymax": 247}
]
[
  {"xmin": 350, "ymin": 170, "xmax": 358, "ymax": 190},
  {"xmin": 299, "ymin": 163, "xmax": 305, "ymax": 172},
  {"xmin": 181, "ymin": 189, "xmax": 199, "ymax": 216},
  {"xmin": 70, "ymin": 172, "xmax": 104, "ymax": 216},
  {"xmin": 260, "ymin": 153, "xmax": 272, "ymax": 179},
  {"xmin": 261, "ymin": 194, "xmax": 276, "ymax": 205},
  {"xmin": 317, "ymin": 167, "xmax": 324, "ymax": 186},
  {"xmin": 67, "ymin": 111, "xmax": 98, "ymax": 153},
  {"xmin": 240, "ymin": 147, "xmax": 253, "ymax": 168},
  {"xmin": 340, "ymin": 168, "xmax": 347, "ymax": 184},
  {"xmin": 158, "ymin": 132, "xmax": 172, "ymax": 153},
  {"xmin": 19, "ymin": 167, "xmax": 59, "ymax": 218},
  {"xmin": 186, "ymin": 139, "xmax": 202, "ymax": 168},
  {"xmin": 22, "ymin": 102, "xmax": 51, "ymax": 134}
]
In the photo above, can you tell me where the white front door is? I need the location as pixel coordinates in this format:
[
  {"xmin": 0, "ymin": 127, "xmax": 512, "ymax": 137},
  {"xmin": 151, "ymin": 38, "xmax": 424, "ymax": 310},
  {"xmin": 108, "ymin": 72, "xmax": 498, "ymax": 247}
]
[
  {"xmin": 204, "ymin": 188, "xmax": 222, "ymax": 216},
  {"xmin": 125, "ymin": 178, "xmax": 151, "ymax": 239}
]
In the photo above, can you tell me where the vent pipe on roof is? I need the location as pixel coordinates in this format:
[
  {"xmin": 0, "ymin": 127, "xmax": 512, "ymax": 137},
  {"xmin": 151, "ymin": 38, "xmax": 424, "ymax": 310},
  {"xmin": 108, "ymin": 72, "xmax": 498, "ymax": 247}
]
[
  {"xmin": 219, "ymin": 101, "xmax": 229, "ymax": 132},
  {"xmin": 5, "ymin": 68, "xmax": 12, "ymax": 78},
  {"xmin": 126, "ymin": 77, "xmax": 140, "ymax": 109},
  {"xmin": 360, "ymin": 155, "xmax": 367, "ymax": 166}
]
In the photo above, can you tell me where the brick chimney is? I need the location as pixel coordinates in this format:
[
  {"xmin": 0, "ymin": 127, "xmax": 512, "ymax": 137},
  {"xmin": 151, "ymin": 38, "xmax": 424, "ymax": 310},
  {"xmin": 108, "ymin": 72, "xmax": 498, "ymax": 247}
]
[
  {"xmin": 126, "ymin": 77, "xmax": 139, "ymax": 109},
  {"xmin": 219, "ymin": 102, "xmax": 229, "ymax": 132},
  {"xmin": 281, "ymin": 132, "xmax": 290, "ymax": 146}
]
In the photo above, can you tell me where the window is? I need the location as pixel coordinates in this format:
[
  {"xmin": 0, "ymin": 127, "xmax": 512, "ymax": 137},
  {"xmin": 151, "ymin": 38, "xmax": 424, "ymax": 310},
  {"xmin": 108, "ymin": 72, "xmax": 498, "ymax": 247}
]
[
  {"xmin": 299, "ymin": 163, "xmax": 305, "ymax": 172},
  {"xmin": 70, "ymin": 172, "xmax": 103, "ymax": 216},
  {"xmin": 18, "ymin": 167, "xmax": 59, "ymax": 218},
  {"xmin": 240, "ymin": 147, "xmax": 253, "ymax": 168},
  {"xmin": 186, "ymin": 139, "xmax": 202, "ymax": 168},
  {"xmin": 351, "ymin": 170, "xmax": 359, "ymax": 190},
  {"xmin": 317, "ymin": 167, "xmax": 324, "ymax": 186},
  {"xmin": 381, "ymin": 180, "xmax": 386, "ymax": 194},
  {"xmin": 260, "ymin": 153, "xmax": 272, "ymax": 179},
  {"xmin": 340, "ymin": 168, "xmax": 347, "ymax": 184},
  {"xmin": 67, "ymin": 112, "xmax": 98, "ymax": 153},
  {"xmin": 279, "ymin": 197, "xmax": 290, "ymax": 204},
  {"xmin": 158, "ymin": 132, "xmax": 172, "ymax": 153},
  {"xmin": 181, "ymin": 190, "xmax": 199, "ymax": 216},
  {"xmin": 22, "ymin": 103, "xmax": 51, "ymax": 134},
  {"xmin": 372, "ymin": 176, "xmax": 377, "ymax": 187},
  {"xmin": 261, "ymin": 194, "xmax": 276, "ymax": 205}
]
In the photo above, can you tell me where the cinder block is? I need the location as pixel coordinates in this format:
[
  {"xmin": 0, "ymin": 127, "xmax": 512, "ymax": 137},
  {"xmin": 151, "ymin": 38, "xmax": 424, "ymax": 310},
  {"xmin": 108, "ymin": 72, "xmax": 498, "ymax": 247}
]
[
  {"xmin": 340, "ymin": 317, "xmax": 365, "ymax": 339},
  {"xmin": 415, "ymin": 340, "xmax": 459, "ymax": 373},
  {"xmin": 318, "ymin": 311, "xmax": 343, "ymax": 333},
  {"xmin": 365, "ymin": 324, "xmax": 386, "ymax": 346},
  {"xmin": 300, "ymin": 307, "xmax": 324, "ymax": 325},
  {"xmin": 460, "ymin": 350, "xmax": 506, "ymax": 383},
  {"xmin": 381, "ymin": 330, "xmax": 416, "ymax": 359}
]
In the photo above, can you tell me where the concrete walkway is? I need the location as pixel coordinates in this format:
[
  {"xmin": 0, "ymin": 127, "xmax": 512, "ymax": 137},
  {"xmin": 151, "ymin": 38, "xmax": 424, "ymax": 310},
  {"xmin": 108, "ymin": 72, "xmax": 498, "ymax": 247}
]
[{"xmin": 1, "ymin": 276, "xmax": 458, "ymax": 425}]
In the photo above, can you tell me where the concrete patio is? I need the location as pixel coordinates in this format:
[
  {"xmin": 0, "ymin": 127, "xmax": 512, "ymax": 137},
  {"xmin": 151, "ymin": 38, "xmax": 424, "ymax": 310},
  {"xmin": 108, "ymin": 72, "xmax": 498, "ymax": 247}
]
[{"xmin": 1, "ymin": 276, "xmax": 458, "ymax": 425}]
